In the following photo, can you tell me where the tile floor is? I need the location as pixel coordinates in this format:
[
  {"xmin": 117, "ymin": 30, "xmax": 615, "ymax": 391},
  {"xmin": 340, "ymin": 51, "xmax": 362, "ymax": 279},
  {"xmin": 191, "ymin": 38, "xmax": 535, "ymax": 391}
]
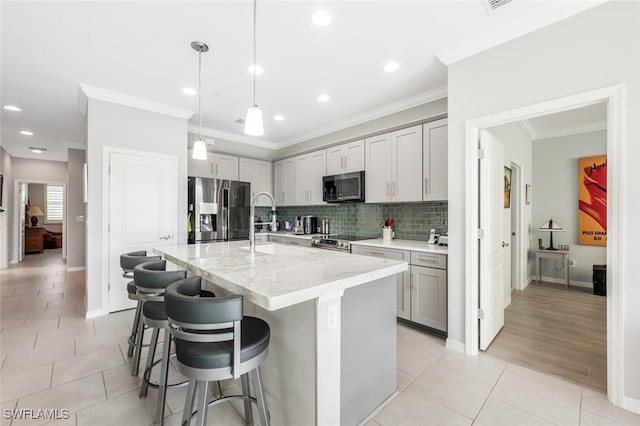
[{"xmin": 1, "ymin": 249, "xmax": 640, "ymax": 425}]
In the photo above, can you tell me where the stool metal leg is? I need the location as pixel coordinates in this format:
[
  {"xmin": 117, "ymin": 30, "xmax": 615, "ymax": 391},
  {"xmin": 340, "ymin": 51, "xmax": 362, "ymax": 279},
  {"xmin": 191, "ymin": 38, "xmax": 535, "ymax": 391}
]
[
  {"xmin": 241, "ymin": 373, "xmax": 253, "ymax": 425},
  {"xmin": 196, "ymin": 381, "xmax": 209, "ymax": 426},
  {"xmin": 155, "ymin": 329, "xmax": 172, "ymax": 425},
  {"xmin": 182, "ymin": 380, "xmax": 197, "ymax": 426},
  {"xmin": 139, "ymin": 327, "xmax": 159, "ymax": 398},
  {"xmin": 253, "ymin": 367, "xmax": 270, "ymax": 426},
  {"xmin": 127, "ymin": 300, "xmax": 142, "ymax": 357},
  {"xmin": 131, "ymin": 303, "xmax": 146, "ymax": 376}
]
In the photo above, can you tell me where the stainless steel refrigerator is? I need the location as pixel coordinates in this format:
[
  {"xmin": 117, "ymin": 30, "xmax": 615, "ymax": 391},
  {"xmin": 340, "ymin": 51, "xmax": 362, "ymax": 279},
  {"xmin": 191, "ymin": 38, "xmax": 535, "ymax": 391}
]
[{"xmin": 188, "ymin": 177, "xmax": 251, "ymax": 244}]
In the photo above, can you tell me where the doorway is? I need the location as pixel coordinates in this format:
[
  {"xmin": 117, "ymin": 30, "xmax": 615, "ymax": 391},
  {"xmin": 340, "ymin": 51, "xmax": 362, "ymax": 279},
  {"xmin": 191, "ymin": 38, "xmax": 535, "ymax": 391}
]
[{"xmin": 465, "ymin": 85, "xmax": 623, "ymax": 404}]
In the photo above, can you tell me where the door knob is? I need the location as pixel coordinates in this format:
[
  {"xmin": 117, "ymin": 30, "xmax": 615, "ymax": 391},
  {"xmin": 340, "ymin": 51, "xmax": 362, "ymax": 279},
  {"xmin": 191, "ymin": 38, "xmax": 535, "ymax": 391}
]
[{"xmin": 502, "ymin": 242, "xmax": 509, "ymax": 247}]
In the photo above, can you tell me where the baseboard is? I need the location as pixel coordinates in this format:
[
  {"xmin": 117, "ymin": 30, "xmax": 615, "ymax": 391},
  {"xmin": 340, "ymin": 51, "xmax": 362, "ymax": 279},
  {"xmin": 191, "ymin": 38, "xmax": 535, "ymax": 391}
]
[
  {"xmin": 85, "ymin": 308, "xmax": 109, "ymax": 319},
  {"xmin": 67, "ymin": 266, "xmax": 86, "ymax": 272},
  {"xmin": 531, "ymin": 275, "xmax": 593, "ymax": 289},
  {"xmin": 357, "ymin": 390, "xmax": 399, "ymax": 426},
  {"xmin": 622, "ymin": 395, "xmax": 640, "ymax": 415},
  {"xmin": 445, "ymin": 338, "xmax": 465, "ymax": 353}
]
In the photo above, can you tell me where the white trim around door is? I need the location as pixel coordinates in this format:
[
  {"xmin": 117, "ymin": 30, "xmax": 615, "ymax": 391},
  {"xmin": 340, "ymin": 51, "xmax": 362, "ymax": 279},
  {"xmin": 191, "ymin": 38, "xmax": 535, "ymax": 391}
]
[{"xmin": 464, "ymin": 84, "xmax": 625, "ymax": 408}]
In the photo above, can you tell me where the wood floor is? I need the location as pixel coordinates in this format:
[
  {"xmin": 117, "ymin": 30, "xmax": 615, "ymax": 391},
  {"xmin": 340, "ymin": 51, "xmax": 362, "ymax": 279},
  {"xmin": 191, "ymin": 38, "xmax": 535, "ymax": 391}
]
[{"xmin": 485, "ymin": 281, "xmax": 607, "ymax": 393}]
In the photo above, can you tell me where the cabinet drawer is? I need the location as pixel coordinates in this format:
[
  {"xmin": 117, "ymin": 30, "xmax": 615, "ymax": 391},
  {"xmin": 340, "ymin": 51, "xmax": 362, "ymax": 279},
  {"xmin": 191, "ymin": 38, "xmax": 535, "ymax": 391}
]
[
  {"xmin": 351, "ymin": 245, "xmax": 409, "ymax": 261},
  {"xmin": 410, "ymin": 252, "xmax": 446, "ymax": 269}
]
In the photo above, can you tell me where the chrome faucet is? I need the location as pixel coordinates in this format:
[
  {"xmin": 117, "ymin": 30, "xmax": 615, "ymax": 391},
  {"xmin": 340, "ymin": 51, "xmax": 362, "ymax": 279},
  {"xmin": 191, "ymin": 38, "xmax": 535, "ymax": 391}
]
[{"xmin": 249, "ymin": 191, "xmax": 276, "ymax": 254}]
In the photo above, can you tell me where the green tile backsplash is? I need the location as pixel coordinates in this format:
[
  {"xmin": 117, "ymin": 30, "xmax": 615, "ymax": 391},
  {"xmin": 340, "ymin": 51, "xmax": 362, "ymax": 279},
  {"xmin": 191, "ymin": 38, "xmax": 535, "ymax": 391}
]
[{"xmin": 255, "ymin": 202, "xmax": 448, "ymax": 241}]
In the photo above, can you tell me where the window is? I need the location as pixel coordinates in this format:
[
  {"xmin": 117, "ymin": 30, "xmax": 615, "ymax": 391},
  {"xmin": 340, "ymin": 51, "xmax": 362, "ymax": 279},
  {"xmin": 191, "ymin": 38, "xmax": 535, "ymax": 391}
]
[{"xmin": 46, "ymin": 184, "xmax": 64, "ymax": 222}]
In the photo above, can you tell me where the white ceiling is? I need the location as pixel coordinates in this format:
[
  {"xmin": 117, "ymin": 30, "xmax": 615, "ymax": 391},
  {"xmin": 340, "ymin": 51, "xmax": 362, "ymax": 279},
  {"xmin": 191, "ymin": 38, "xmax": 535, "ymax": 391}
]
[{"xmin": 1, "ymin": 1, "xmax": 606, "ymax": 162}]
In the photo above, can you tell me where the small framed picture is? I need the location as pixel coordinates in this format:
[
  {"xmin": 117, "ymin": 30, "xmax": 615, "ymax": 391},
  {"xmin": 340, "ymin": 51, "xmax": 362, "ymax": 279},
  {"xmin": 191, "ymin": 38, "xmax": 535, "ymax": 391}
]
[
  {"xmin": 503, "ymin": 167, "xmax": 512, "ymax": 208},
  {"xmin": 525, "ymin": 184, "xmax": 531, "ymax": 205}
]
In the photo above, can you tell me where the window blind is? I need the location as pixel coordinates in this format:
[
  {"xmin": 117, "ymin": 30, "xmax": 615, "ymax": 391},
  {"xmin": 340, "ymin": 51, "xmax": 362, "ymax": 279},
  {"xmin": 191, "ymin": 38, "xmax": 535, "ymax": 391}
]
[{"xmin": 46, "ymin": 184, "xmax": 64, "ymax": 221}]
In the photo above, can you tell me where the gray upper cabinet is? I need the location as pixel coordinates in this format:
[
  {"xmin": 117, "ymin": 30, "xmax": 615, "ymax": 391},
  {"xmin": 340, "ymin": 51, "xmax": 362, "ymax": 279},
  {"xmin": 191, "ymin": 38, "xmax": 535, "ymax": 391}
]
[
  {"xmin": 187, "ymin": 150, "xmax": 239, "ymax": 181},
  {"xmin": 326, "ymin": 140, "xmax": 365, "ymax": 175},
  {"xmin": 239, "ymin": 158, "xmax": 272, "ymax": 206},
  {"xmin": 423, "ymin": 119, "xmax": 448, "ymax": 201}
]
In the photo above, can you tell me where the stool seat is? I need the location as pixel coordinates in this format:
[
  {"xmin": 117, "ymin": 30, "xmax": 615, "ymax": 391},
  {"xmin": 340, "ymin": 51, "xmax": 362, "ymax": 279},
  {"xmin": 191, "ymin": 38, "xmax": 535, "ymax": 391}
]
[
  {"xmin": 175, "ymin": 317, "xmax": 270, "ymax": 370},
  {"xmin": 143, "ymin": 301, "xmax": 168, "ymax": 321}
]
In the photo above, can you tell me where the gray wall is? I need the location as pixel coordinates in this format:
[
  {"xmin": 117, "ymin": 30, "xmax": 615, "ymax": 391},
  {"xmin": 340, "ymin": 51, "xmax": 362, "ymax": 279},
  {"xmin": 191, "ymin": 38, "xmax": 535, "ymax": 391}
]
[
  {"xmin": 276, "ymin": 98, "xmax": 448, "ymax": 159},
  {"xmin": 533, "ymin": 130, "xmax": 607, "ymax": 284},
  {"xmin": 67, "ymin": 148, "xmax": 86, "ymax": 269},
  {"xmin": 85, "ymin": 98, "xmax": 189, "ymax": 316},
  {"xmin": 448, "ymin": 0, "xmax": 640, "ymax": 401}
]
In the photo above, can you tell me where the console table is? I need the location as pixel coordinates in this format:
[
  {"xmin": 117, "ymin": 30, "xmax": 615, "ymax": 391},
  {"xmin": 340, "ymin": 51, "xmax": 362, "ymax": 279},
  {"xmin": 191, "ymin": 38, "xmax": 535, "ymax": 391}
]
[
  {"xmin": 536, "ymin": 249, "xmax": 570, "ymax": 288},
  {"xmin": 25, "ymin": 227, "xmax": 45, "ymax": 254}
]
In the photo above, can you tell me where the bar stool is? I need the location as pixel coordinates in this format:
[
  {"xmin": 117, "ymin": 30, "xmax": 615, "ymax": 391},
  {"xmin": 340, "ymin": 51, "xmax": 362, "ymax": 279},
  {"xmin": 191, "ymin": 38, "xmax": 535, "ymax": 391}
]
[
  {"xmin": 133, "ymin": 260, "xmax": 190, "ymax": 425},
  {"xmin": 120, "ymin": 251, "xmax": 162, "ymax": 358},
  {"xmin": 165, "ymin": 276, "xmax": 271, "ymax": 426}
]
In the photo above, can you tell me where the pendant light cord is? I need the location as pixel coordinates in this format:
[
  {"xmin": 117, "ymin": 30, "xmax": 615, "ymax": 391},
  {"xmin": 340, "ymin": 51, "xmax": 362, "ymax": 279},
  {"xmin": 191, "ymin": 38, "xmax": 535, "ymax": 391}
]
[
  {"xmin": 252, "ymin": 0, "xmax": 257, "ymax": 107},
  {"xmin": 198, "ymin": 48, "xmax": 202, "ymax": 139}
]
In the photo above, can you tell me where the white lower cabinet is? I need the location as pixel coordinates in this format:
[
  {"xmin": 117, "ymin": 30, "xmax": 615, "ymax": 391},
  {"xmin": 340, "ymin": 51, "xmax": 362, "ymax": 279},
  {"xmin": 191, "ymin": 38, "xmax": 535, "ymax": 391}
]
[{"xmin": 352, "ymin": 244, "xmax": 447, "ymax": 332}]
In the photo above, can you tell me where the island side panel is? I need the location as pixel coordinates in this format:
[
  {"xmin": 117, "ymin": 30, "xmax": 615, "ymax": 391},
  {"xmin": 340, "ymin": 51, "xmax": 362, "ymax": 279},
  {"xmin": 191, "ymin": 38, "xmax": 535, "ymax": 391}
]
[
  {"xmin": 341, "ymin": 275, "xmax": 397, "ymax": 425},
  {"xmin": 244, "ymin": 298, "xmax": 317, "ymax": 426}
]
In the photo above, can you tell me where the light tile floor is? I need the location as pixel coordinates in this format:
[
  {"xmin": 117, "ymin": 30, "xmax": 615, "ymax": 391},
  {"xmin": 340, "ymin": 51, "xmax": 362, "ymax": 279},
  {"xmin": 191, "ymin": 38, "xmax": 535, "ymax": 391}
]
[{"xmin": 1, "ymin": 250, "xmax": 639, "ymax": 425}]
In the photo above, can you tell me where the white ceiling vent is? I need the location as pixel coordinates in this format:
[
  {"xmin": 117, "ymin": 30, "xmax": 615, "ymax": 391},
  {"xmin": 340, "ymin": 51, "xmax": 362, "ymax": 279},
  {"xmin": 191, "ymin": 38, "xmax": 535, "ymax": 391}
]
[
  {"xmin": 235, "ymin": 118, "xmax": 245, "ymax": 125},
  {"xmin": 483, "ymin": 0, "xmax": 511, "ymax": 13}
]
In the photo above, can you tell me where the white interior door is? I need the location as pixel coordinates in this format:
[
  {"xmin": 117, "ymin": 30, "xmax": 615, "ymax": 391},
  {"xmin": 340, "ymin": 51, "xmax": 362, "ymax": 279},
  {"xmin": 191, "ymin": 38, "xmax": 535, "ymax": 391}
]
[
  {"xmin": 503, "ymin": 166, "xmax": 512, "ymax": 306},
  {"xmin": 108, "ymin": 150, "xmax": 177, "ymax": 312},
  {"xmin": 479, "ymin": 130, "xmax": 505, "ymax": 350},
  {"xmin": 18, "ymin": 183, "xmax": 28, "ymax": 262}
]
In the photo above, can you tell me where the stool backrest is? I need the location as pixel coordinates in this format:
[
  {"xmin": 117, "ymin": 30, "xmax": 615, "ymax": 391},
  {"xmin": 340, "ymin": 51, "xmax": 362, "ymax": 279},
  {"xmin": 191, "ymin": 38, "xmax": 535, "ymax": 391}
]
[
  {"xmin": 120, "ymin": 251, "xmax": 162, "ymax": 278},
  {"xmin": 165, "ymin": 276, "xmax": 243, "ymax": 378},
  {"xmin": 133, "ymin": 260, "xmax": 187, "ymax": 293}
]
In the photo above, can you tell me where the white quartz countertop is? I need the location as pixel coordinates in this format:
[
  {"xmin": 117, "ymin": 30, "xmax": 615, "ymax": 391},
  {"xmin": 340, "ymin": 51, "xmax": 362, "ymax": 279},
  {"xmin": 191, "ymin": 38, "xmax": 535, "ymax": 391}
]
[
  {"xmin": 351, "ymin": 238, "xmax": 448, "ymax": 255},
  {"xmin": 154, "ymin": 241, "xmax": 407, "ymax": 311}
]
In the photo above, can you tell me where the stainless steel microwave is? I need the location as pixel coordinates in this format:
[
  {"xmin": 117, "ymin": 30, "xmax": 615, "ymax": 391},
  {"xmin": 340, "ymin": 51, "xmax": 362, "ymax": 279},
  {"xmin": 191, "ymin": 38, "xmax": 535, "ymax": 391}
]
[{"xmin": 323, "ymin": 171, "xmax": 365, "ymax": 203}]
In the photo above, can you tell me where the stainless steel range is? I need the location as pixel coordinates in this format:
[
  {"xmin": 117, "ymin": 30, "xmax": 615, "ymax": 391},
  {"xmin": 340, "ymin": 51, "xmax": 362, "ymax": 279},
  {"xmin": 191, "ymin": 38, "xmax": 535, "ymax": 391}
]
[{"xmin": 311, "ymin": 235, "xmax": 374, "ymax": 252}]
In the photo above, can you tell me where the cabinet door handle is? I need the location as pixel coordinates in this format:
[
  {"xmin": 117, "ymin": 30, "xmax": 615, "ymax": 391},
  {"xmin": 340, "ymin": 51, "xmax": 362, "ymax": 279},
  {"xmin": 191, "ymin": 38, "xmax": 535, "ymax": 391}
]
[
  {"xmin": 386, "ymin": 182, "xmax": 390, "ymax": 196},
  {"xmin": 392, "ymin": 182, "xmax": 396, "ymax": 196},
  {"xmin": 425, "ymin": 178, "xmax": 428, "ymax": 194},
  {"xmin": 341, "ymin": 157, "xmax": 344, "ymax": 168},
  {"xmin": 210, "ymin": 163, "xmax": 214, "ymax": 175},
  {"xmin": 216, "ymin": 164, "xmax": 219, "ymax": 175}
]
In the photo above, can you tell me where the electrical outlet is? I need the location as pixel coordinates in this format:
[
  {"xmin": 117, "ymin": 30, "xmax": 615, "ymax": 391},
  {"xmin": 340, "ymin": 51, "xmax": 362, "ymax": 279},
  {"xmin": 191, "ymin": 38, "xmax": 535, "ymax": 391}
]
[
  {"xmin": 327, "ymin": 304, "xmax": 338, "ymax": 330},
  {"xmin": 569, "ymin": 259, "xmax": 576, "ymax": 267}
]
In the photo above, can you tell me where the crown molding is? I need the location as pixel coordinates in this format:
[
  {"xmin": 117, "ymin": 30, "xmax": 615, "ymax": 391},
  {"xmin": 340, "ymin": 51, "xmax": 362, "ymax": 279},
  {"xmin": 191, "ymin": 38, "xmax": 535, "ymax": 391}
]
[
  {"xmin": 435, "ymin": 1, "xmax": 609, "ymax": 65},
  {"xmin": 79, "ymin": 84, "xmax": 194, "ymax": 119},
  {"xmin": 187, "ymin": 125, "xmax": 278, "ymax": 150},
  {"xmin": 277, "ymin": 86, "xmax": 448, "ymax": 149},
  {"xmin": 516, "ymin": 119, "xmax": 537, "ymax": 140},
  {"xmin": 533, "ymin": 121, "xmax": 607, "ymax": 141}
]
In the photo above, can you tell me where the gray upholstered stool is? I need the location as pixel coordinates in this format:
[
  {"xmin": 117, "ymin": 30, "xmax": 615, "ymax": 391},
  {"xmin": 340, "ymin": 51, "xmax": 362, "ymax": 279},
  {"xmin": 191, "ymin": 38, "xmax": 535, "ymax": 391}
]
[
  {"xmin": 165, "ymin": 276, "xmax": 271, "ymax": 426},
  {"xmin": 120, "ymin": 251, "xmax": 161, "ymax": 358},
  {"xmin": 133, "ymin": 260, "xmax": 188, "ymax": 425}
]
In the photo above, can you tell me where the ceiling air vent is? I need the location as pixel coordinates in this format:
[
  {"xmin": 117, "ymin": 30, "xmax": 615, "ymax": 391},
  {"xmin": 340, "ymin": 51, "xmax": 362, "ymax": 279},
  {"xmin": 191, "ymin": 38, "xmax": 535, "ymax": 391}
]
[
  {"xmin": 483, "ymin": 0, "xmax": 511, "ymax": 12},
  {"xmin": 235, "ymin": 118, "xmax": 245, "ymax": 125}
]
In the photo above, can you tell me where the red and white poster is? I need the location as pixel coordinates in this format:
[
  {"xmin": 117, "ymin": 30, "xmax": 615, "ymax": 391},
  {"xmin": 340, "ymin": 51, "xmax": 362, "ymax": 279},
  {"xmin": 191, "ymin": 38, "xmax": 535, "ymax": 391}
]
[{"xmin": 578, "ymin": 155, "xmax": 607, "ymax": 246}]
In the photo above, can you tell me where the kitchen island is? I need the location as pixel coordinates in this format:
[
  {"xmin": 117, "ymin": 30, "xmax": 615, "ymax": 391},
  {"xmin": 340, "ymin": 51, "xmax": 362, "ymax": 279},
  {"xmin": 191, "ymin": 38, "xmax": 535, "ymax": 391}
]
[{"xmin": 154, "ymin": 241, "xmax": 408, "ymax": 426}]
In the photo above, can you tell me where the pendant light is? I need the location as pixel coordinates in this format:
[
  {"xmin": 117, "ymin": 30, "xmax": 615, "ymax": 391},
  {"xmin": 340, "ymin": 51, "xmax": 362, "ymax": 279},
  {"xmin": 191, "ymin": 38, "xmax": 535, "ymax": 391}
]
[
  {"xmin": 191, "ymin": 41, "xmax": 209, "ymax": 160},
  {"xmin": 244, "ymin": 0, "xmax": 264, "ymax": 136}
]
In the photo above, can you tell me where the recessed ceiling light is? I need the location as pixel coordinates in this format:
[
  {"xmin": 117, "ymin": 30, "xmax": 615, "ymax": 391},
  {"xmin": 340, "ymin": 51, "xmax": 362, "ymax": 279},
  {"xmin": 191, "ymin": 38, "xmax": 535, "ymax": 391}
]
[
  {"xmin": 3, "ymin": 105, "xmax": 22, "ymax": 112},
  {"xmin": 274, "ymin": 115, "xmax": 284, "ymax": 121},
  {"xmin": 248, "ymin": 64, "xmax": 264, "ymax": 75},
  {"xmin": 20, "ymin": 130, "xmax": 34, "ymax": 136},
  {"xmin": 29, "ymin": 146, "xmax": 47, "ymax": 153},
  {"xmin": 182, "ymin": 87, "xmax": 197, "ymax": 96},
  {"xmin": 383, "ymin": 62, "xmax": 400, "ymax": 73},
  {"xmin": 317, "ymin": 94, "xmax": 330, "ymax": 102},
  {"xmin": 311, "ymin": 10, "xmax": 332, "ymax": 27}
]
